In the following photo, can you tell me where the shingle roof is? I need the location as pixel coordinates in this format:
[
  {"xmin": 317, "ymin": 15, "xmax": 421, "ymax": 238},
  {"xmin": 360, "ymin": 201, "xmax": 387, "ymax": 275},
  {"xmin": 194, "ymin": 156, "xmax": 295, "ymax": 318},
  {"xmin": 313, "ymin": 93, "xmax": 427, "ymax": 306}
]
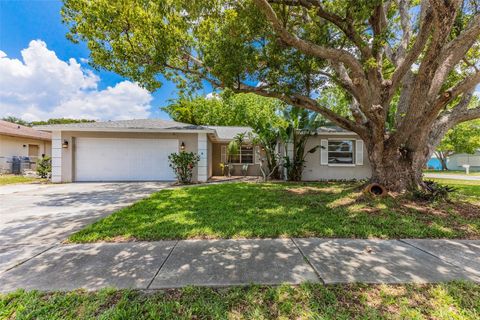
[
  {"xmin": 206, "ymin": 126, "xmax": 253, "ymax": 140},
  {"xmin": 316, "ymin": 126, "xmax": 353, "ymax": 133},
  {"xmin": 0, "ymin": 120, "xmax": 51, "ymax": 141},
  {"xmin": 34, "ymin": 119, "xmax": 210, "ymax": 131}
]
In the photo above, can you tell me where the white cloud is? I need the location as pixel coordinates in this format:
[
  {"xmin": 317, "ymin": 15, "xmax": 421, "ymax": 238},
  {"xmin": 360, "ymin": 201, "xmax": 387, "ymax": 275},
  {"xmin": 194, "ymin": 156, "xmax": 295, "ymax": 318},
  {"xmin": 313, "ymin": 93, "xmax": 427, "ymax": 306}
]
[{"xmin": 0, "ymin": 40, "xmax": 152, "ymax": 121}]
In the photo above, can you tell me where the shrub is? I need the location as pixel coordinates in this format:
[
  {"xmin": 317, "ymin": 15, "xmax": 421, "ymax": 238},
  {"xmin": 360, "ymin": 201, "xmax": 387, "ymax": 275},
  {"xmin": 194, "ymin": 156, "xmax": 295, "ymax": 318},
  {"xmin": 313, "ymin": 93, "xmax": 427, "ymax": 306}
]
[
  {"xmin": 36, "ymin": 156, "xmax": 51, "ymax": 178},
  {"xmin": 168, "ymin": 151, "xmax": 200, "ymax": 184}
]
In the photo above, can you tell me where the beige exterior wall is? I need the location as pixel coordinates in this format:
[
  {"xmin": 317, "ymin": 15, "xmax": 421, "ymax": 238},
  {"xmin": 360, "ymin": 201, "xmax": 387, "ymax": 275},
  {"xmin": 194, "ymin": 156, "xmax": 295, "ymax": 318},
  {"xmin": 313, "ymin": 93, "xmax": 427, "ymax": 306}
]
[
  {"xmin": 211, "ymin": 142, "xmax": 262, "ymax": 176},
  {"xmin": 302, "ymin": 134, "xmax": 372, "ymax": 180},
  {"xmin": 59, "ymin": 131, "xmax": 200, "ymax": 182},
  {"xmin": 0, "ymin": 135, "xmax": 51, "ymax": 173},
  {"xmin": 0, "ymin": 135, "xmax": 51, "ymax": 158}
]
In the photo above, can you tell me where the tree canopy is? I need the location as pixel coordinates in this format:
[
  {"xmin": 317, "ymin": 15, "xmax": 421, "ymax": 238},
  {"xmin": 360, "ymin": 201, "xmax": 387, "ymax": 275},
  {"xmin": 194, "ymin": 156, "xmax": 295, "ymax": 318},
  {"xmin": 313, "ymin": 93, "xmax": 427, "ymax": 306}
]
[
  {"xmin": 162, "ymin": 90, "xmax": 286, "ymax": 128},
  {"xmin": 62, "ymin": 0, "xmax": 480, "ymax": 190},
  {"xmin": 435, "ymin": 119, "xmax": 480, "ymax": 169},
  {"xmin": 2, "ymin": 117, "xmax": 95, "ymax": 127}
]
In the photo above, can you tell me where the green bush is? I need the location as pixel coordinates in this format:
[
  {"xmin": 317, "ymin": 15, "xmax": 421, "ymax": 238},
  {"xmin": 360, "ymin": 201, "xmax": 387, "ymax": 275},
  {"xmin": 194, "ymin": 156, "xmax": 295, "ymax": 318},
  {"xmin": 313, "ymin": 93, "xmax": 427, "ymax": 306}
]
[
  {"xmin": 168, "ymin": 151, "xmax": 200, "ymax": 184},
  {"xmin": 36, "ymin": 156, "xmax": 51, "ymax": 178}
]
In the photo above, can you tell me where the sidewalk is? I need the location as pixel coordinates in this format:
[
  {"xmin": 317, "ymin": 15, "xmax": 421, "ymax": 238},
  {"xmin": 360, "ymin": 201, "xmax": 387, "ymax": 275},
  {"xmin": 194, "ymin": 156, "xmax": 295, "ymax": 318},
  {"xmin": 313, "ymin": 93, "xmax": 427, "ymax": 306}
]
[
  {"xmin": 1, "ymin": 238, "xmax": 479, "ymax": 292},
  {"xmin": 424, "ymin": 173, "xmax": 480, "ymax": 181}
]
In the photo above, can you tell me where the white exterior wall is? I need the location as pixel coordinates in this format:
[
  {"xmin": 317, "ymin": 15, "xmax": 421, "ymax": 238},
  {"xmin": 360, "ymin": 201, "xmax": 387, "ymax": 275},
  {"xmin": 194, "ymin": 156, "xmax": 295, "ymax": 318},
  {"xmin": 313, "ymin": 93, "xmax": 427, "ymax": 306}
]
[
  {"xmin": 447, "ymin": 151, "xmax": 480, "ymax": 170},
  {"xmin": 197, "ymin": 133, "xmax": 208, "ymax": 182},
  {"xmin": 51, "ymin": 131, "xmax": 62, "ymax": 183}
]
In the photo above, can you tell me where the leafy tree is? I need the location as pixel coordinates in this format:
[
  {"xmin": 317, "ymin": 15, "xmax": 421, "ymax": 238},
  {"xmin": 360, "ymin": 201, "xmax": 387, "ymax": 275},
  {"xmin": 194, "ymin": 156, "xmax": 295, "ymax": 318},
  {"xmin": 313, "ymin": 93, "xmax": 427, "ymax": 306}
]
[
  {"xmin": 62, "ymin": 0, "xmax": 480, "ymax": 191},
  {"xmin": 434, "ymin": 119, "xmax": 480, "ymax": 170},
  {"xmin": 2, "ymin": 116, "xmax": 30, "ymax": 126},
  {"xmin": 2, "ymin": 117, "xmax": 95, "ymax": 127},
  {"xmin": 30, "ymin": 118, "xmax": 95, "ymax": 126},
  {"xmin": 163, "ymin": 90, "xmax": 285, "ymax": 128}
]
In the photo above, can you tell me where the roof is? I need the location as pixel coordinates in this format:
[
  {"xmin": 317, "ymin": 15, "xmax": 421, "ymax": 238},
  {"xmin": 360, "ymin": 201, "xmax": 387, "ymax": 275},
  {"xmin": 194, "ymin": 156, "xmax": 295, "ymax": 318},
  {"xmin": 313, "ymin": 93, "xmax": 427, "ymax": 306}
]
[
  {"xmin": 316, "ymin": 126, "xmax": 353, "ymax": 134},
  {"xmin": 206, "ymin": 126, "xmax": 253, "ymax": 141},
  {"xmin": 0, "ymin": 120, "xmax": 51, "ymax": 141},
  {"xmin": 34, "ymin": 119, "xmax": 213, "ymax": 132},
  {"xmin": 33, "ymin": 118, "xmax": 356, "ymax": 139}
]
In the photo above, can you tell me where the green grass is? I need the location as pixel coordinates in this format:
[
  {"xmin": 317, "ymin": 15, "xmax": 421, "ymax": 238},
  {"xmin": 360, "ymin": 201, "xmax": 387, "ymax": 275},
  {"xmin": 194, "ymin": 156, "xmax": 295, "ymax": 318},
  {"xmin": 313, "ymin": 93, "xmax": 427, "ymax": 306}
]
[
  {"xmin": 429, "ymin": 178, "xmax": 480, "ymax": 199},
  {"xmin": 0, "ymin": 175, "xmax": 42, "ymax": 185},
  {"xmin": 424, "ymin": 169, "xmax": 480, "ymax": 176},
  {"xmin": 1, "ymin": 282, "xmax": 479, "ymax": 319},
  {"xmin": 69, "ymin": 180, "xmax": 480, "ymax": 242}
]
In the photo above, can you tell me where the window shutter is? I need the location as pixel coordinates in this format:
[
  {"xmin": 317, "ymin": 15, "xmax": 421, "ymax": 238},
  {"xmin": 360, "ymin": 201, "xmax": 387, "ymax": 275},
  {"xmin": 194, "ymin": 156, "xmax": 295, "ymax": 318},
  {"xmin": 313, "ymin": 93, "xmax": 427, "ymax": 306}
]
[
  {"xmin": 254, "ymin": 146, "xmax": 261, "ymax": 164},
  {"xmin": 221, "ymin": 145, "xmax": 226, "ymax": 163},
  {"xmin": 320, "ymin": 139, "xmax": 328, "ymax": 165},
  {"xmin": 355, "ymin": 140, "xmax": 364, "ymax": 165}
]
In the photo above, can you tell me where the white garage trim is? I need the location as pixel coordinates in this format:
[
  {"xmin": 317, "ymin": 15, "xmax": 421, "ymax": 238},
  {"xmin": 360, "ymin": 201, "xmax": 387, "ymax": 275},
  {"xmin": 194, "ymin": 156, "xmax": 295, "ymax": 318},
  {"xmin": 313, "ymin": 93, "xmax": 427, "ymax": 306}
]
[{"xmin": 74, "ymin": 138, "xmax": 178, "ymax": 182}]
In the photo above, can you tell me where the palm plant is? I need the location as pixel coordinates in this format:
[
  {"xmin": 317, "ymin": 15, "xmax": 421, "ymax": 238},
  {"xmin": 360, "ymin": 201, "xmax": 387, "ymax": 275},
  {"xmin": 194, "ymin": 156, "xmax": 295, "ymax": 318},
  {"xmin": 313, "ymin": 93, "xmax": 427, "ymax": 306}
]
[{"xmin": 283, "ymin": 107, "xmax": 325, "ymax": 181}]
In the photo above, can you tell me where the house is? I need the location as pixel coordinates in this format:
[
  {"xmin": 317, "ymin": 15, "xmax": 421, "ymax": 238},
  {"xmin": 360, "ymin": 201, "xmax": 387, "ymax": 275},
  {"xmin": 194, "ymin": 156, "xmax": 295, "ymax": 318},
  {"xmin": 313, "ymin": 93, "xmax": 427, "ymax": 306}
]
[
  {"xmin": 445, "ymin": 150, "xmax": 480, "ymax": 171},
  {"xmin": 35, "ymin": 119, "xmax": 370, "ymax": 182},
  {"xmin": 0, "ymin": 120, "xmax": 52, "ymax": 173}
]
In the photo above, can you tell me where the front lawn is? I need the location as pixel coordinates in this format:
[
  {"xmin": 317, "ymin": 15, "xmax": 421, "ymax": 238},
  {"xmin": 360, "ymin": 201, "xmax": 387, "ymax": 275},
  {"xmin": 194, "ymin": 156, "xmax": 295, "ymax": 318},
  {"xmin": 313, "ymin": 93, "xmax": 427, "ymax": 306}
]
[
  {"xmin": 424, "ymin": 169, "xmax": 480, "ymax": 176},
  {"xmin": 1, "ymin": 282, "xmax": 479, "ymax": 319},
  {"xmin": 69, "ymin": 180, "xmax": 480, "ymax": 242},
  {"xmin": 0, "ymin": 175, "xmax": 43, "ymax": 185}
]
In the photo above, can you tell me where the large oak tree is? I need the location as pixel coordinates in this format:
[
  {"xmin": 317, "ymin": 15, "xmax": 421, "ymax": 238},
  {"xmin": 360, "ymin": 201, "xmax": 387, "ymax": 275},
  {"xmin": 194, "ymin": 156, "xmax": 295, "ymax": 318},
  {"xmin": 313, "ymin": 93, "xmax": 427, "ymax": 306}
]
[{"xmin": 62, "ymin": 0, "xmax": 480, "ymax": 191}]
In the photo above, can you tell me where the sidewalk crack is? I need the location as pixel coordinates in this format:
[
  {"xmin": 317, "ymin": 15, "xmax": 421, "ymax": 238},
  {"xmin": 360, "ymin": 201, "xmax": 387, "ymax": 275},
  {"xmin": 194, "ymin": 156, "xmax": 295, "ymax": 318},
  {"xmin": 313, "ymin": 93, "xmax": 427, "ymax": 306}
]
[
  {"xmin": 290, "ymin": 238, "xmax": 325, "ymax": 285},
  {"xmin": 146, "ymin": 240, "xmax": 179, "ymax": 289},
  {"xmin": 2, "ymin": 244, "xmax": 57, "ymax": 274},
  {"xmin": 398, "ymin": 239, "xmax": 462, "ymax": 270}
]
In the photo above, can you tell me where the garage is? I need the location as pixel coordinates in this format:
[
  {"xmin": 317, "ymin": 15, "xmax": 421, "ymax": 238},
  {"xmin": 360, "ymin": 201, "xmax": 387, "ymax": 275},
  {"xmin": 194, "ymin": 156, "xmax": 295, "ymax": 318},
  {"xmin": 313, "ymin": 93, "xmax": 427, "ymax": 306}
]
[{"xmin": 74, "ymin": 138, "xmax": 178, "ymax": 181}]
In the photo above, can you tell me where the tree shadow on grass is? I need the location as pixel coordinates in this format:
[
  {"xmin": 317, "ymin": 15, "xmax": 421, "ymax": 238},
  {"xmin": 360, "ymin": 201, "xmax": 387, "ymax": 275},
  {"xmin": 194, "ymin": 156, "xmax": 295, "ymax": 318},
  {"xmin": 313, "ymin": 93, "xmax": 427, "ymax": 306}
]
[{"xmin": 70, "ymin": 182, "xmax": 480, "ymax": 242}]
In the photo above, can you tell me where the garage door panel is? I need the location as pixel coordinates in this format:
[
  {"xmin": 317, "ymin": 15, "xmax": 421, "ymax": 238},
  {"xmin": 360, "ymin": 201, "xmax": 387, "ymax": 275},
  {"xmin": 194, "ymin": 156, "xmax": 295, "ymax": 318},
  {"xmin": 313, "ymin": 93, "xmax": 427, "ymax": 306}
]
[{"xmin": 75, "ymin": 138, "xmax": 178, "ymax": 181}]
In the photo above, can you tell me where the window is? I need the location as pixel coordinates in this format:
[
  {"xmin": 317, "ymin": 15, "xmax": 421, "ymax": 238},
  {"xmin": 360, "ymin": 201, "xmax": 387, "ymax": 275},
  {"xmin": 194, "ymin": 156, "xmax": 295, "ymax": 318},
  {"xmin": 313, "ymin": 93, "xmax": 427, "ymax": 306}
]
[
  {"xmin": 229, "ymin": 146, "xmax": 254, "ymax": 164},
  {"xmin": 328, "ymin": 140, "xmax": 354, "ymax": 164}
]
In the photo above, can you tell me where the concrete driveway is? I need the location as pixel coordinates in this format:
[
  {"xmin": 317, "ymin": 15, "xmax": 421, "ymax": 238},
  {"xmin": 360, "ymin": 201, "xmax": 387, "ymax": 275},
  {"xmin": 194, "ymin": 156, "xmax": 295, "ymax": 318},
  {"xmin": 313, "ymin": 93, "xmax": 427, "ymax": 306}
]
[{"xmin": 0, "ymin": 182, "xmax": 169, "ymax": 271}]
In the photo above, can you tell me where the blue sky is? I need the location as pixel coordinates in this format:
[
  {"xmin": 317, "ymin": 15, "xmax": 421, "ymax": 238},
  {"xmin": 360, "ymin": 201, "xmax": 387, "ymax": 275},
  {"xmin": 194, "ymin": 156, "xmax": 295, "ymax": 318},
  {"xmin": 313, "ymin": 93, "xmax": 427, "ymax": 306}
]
[{"xmin": 0, "ymin": 0, "xmax": 212, "ymax": 121}]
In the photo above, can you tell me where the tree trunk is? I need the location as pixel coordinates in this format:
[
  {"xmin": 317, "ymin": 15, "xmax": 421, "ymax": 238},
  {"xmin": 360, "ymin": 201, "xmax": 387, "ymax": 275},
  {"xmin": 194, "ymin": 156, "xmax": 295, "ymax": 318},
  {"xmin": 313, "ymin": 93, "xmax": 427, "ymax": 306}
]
[
  {"xmin": 367, "ymin": 144, "xmax": 427, "ymax": 192},
  {"xmin": 439, "ymin": 156, "xmax": 448, "ymax": 171}
]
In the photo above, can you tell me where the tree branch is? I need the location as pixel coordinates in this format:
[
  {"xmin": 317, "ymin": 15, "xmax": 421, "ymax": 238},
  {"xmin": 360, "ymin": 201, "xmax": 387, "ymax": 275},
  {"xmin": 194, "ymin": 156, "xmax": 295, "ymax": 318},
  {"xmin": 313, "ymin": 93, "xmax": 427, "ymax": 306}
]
[{"xmin": 253, "ymin": 0, "xmax": 366, "ymax": 79}]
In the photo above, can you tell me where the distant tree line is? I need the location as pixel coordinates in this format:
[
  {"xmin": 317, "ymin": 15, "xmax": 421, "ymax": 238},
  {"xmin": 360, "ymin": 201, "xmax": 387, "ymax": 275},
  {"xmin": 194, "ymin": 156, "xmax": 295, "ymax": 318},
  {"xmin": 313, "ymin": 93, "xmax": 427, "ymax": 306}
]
[{"xmin": 2, "ymin": 116, "xmax": 95, "ymax": 127}]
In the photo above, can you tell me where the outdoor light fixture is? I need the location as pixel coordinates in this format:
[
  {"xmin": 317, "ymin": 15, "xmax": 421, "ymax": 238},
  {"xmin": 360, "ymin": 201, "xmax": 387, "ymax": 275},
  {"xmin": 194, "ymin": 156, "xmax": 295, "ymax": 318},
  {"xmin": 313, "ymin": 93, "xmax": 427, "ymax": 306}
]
[
  {"xmin": 62, "ymin": 140, "xmax": 69, "ymax": 148},
  {"xmin": 180, "ymin": 142, "xmax": 186, "ymax": 151}
]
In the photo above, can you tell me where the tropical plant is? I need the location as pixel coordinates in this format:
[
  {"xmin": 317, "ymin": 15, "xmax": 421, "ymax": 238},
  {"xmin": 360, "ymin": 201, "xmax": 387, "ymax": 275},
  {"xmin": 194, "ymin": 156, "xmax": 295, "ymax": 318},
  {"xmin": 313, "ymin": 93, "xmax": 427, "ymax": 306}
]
[
  {"xmin": 283, "ymin": 107, "xmax": 325, "ymax": 181},
  {"xmin": 62, "ymin": 0, "xmax": 480, "ymax": 191},
  {"xmin": 36, "ymin": 156, "xmax": 51, "ymax": 179},
  {"xmin": 168, "ymin": 152, "xmax": 200, "ymax": 184}
]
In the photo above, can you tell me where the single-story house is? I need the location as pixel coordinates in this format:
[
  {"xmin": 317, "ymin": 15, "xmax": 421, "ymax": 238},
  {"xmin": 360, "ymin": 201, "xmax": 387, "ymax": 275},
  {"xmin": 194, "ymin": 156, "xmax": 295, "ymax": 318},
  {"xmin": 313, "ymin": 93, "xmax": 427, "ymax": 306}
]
[
  {"xmin": 445, "ymin": 150, "xmax": 480, "ymax": 171},
  {"xmin": 427, "ymin": 150, "xmax": 480, "ymax": 171},
  {"xmin": 35, "ymin": 119, "xmax": 370, "ymax": 183},
  {"xmin": 0, "ymin": 120, "xmax": 52, "ymax": 173}
]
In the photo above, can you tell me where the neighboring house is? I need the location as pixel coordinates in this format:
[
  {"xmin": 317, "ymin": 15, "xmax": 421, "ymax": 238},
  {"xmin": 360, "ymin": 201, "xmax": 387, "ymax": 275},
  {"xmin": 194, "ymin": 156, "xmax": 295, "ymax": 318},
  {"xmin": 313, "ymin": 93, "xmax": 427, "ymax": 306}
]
[
  {"xmin": 427, "ymin": 151, "xmax": 480, "ymax": 171},
  {"xmin": 0, "ymin": 120, "xmax": 52, "ymax": 173},
  {"xmin": 445, "ymin": 150, "xmax": 480, "ymax": 171},
  {"xmin": 35, "ymin": 119, "xmax": 370, "ymax": 183}
]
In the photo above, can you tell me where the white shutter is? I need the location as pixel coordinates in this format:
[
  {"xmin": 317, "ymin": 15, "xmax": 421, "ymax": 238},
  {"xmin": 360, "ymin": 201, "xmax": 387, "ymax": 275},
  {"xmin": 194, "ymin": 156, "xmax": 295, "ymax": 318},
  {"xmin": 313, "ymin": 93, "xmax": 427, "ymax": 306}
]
[
  {"xmin": 320, "ymin": 139, "xmax": 328, "ymax": 165},
  {"xmin": 355, "ymin": 140, "xmax": 364, "ymax": 165},
  {"xmin": 221, "ymin": 145, "xmax": 227, "ymax": 163},
  {"xmin": 254, "ymin": 146, "xmax": 261, "ymax": 164}
]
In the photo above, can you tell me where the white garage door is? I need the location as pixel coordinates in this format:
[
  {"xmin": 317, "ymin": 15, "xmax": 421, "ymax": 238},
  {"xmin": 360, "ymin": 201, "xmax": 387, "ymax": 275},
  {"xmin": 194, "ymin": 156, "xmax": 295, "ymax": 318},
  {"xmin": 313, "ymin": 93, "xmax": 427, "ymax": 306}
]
[{"xmin": 75, "ymin": 138, "xmax": 178, "ymax": 181}]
